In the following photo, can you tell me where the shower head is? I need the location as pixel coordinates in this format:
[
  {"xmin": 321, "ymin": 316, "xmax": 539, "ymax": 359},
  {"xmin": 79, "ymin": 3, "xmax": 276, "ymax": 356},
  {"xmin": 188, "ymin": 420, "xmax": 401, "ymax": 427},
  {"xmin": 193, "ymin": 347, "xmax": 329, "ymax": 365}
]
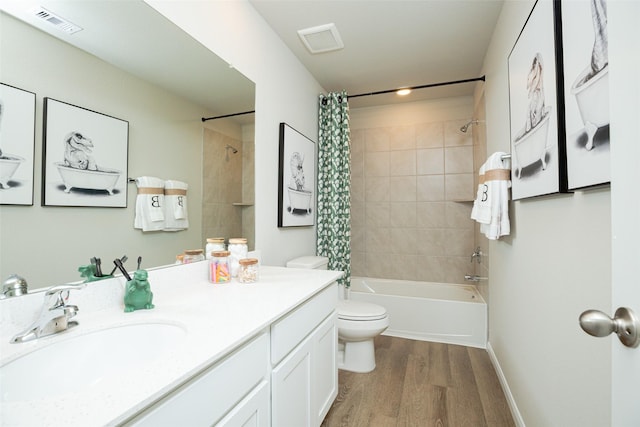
[
  {"xmin": 460, "ymin": 119, "xmax": 483, "ymax": 133},
  {"xmin": 225, "ymin": 144, "xmax": 238, "ymax": 154}
]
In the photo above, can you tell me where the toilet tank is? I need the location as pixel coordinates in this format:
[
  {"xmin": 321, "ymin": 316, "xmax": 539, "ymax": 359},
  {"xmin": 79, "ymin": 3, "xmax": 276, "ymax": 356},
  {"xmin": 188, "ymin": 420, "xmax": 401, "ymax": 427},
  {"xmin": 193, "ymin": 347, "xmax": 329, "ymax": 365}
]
[{"xmin": 286, "ymin": 256, "xmax": 328, "ymax": 270}]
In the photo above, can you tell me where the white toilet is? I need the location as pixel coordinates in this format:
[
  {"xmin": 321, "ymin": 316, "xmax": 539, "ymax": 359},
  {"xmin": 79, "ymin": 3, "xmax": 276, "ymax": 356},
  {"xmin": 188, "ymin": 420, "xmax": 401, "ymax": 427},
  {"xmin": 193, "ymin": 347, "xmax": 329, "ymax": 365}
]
[{"xmin": 286, "ymin": 256, "xmax": 389, "ymax": 373}]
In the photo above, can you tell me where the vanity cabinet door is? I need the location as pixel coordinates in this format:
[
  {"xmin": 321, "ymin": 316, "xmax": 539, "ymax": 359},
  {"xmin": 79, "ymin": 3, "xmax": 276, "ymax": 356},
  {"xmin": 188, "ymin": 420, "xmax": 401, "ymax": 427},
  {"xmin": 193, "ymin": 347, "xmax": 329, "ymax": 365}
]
[
  {"xmin": 216, "ymin": 380, "xmax": 270, "ymax": 427},
  {"xmin": 312, "ymin": 311, "xmax": 338, "ymax": 426},
  {"xmin": 270, "ymin": 284, "xmax": 338, "ymax": 427},
  {"xmin": 272, "ymin": 311, "xmax": 338, "ymax": 427},
  {"xmin": 271, "ymin": 337, "xmax": 313, "ymax": 427}
]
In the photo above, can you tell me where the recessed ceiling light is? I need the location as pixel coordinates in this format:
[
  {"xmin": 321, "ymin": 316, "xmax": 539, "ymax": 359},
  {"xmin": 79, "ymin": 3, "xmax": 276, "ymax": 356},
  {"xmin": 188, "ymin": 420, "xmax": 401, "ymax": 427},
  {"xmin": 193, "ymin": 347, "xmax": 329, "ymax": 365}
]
[
  {"xmin": 397, "ymin": 89, "xmax": 412, "ymax": 96},
  {"xmin": 297, "ymin": 23, "xmax": 344, "ymax": 54}
]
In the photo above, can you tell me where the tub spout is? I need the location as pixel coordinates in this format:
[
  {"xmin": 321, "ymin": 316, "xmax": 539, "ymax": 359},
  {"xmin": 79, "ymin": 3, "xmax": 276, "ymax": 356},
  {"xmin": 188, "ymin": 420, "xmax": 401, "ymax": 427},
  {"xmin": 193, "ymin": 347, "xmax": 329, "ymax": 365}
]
[{"xmin": 464, "ymin": 275, "xmax": 488, "ymax": 282}]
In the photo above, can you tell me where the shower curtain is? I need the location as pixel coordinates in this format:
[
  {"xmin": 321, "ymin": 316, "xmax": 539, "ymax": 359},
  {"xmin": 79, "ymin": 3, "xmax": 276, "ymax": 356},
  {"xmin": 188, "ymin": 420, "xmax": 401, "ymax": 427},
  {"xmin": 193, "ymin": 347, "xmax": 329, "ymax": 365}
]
[{"xmin": 317, "ymin": 91, "xmax": 351, "ymax": 287}]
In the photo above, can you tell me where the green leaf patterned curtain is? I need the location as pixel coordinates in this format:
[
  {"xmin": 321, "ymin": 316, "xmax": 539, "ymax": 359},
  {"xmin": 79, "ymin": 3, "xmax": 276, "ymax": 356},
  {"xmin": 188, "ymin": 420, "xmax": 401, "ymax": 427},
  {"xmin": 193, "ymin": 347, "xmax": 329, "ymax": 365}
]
[{"xmin": 317, "ymin": 91, "xmax": 351, "ymax": 287}]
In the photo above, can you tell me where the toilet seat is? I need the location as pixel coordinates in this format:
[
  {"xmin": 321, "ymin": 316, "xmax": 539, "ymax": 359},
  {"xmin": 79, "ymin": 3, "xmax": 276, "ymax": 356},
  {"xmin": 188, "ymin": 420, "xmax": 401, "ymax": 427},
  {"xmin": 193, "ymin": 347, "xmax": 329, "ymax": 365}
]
[{"xmin": 338, "ymin": 300, "xmax": 387, "ymax": 321}]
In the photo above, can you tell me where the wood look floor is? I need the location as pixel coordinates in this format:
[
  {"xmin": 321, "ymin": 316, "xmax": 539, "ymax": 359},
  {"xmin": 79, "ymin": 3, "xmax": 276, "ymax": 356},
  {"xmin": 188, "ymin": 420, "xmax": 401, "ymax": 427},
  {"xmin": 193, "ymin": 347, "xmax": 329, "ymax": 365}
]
[{"xmin": 321, "ymin": 336, "xmax": 515, "ymax": 427}]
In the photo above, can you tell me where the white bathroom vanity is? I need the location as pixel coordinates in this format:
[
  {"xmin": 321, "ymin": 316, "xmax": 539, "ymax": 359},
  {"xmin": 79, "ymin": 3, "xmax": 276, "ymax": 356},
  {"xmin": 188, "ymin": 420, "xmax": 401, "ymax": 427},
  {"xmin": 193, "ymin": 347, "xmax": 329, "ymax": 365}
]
[{"xmin": 0, "ymin": 263, "xmax": 342, "ymax": 426}]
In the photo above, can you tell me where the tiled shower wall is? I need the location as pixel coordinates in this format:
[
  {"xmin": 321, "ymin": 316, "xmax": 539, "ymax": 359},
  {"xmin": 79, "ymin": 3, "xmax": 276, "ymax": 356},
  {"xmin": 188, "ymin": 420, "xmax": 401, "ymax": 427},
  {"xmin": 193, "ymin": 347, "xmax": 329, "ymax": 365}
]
[
  {"xmin": 202, "ymin": 125, "xmax": 255, "ymax": 250},
  {"xmin": 202, "ymin": 127, "xmax": 244, "ymax": 246},
  {"xmin": 241, "ymin": 125, "xmax": 255, "ymax": 250},
  {"xmin": 350, "ymin": 114, "xmax": 477, "ymax": 284}
]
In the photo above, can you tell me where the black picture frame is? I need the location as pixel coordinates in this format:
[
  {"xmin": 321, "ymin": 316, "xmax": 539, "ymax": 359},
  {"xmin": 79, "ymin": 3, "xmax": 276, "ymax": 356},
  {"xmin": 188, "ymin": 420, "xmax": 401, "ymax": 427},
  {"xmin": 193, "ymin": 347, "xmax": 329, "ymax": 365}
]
[
  {"xmin": 560, "ymin": 0, "xmax": 610, "ymax": 190},
  {"xmin": 507, "ymin": 0, "xmax": 569, "ymax": 200},
  {"xmin": 277, "ymin": 122, "xmax": 315, "ymax": 227},
  {"xmin": 0, "ymin": 83, "xmax": 36, "ymax": 206},
  {"xmin": 42, "ymin": 98, "xmax": 129, "ymax": 207}
]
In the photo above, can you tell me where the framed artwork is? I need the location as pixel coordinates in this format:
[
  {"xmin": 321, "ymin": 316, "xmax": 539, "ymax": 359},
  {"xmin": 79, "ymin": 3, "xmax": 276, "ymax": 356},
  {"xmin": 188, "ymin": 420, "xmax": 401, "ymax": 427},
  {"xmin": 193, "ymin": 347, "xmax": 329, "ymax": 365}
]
[
  {"xmin": 0, "ymin": 83, "xmax": 36, "ymax": 205},
  {"xmin": 277, "ymin": 122, "xmax": 316, "ymax": 227},
  {"xmin": 42, "ymin": 98, "xmax": 129, "ymax": 207},
  {"xmin": 561, "ymin": 0, "xmax": 610, "ymax": 190},
  {"xmin": 508, "ymin": 0, "xmax": 568, "ymax": 200}
]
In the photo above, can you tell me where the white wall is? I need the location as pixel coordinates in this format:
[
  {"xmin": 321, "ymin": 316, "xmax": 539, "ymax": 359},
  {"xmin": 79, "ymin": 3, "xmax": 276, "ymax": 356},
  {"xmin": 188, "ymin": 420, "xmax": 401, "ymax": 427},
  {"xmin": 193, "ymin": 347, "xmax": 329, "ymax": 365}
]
[
  {"xmin": 147, "ymin": 0, "xmax": 324, "ymax": 266},
  {"xmin": 0, "ymin": 13, "xmax": 208, "ymax": 288},
  {"xmin": 480, "ymin": 1, "xmax": 612, "ymax": 425}
]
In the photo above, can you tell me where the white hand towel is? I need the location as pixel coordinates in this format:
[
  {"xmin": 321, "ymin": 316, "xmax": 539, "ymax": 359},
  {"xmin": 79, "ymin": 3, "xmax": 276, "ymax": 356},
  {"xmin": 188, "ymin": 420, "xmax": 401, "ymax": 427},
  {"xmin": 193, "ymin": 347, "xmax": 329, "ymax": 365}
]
[
  {"xmin": 134, "ymin": 176, "xmax": 165, "ymax": 232},
  {"xmin": 471, "ymin": 152, "xmax": 511, "ymax": 240},
  {"xmin": 163, "ymin": 180, "xmax": 189, "ymax": 231},
  {"xmin": 471, "ymin": 161, "xmax": 491, "ymax": 224}
]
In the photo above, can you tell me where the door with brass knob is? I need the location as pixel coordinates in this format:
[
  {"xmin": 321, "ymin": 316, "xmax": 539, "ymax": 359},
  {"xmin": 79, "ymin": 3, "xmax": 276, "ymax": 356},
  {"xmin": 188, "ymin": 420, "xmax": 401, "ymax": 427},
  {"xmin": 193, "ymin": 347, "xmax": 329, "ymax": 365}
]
[{"xmin": 579, "ymin": 307, "xmax": 640, "ymax": 348}]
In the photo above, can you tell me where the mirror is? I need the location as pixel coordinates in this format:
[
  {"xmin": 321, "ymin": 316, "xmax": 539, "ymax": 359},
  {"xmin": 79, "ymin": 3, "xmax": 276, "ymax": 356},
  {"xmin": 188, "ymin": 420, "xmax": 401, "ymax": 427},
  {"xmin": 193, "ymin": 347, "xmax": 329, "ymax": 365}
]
[{"xmin": 0, "ymin": 1, "xmax": 255, "ymax": 289}]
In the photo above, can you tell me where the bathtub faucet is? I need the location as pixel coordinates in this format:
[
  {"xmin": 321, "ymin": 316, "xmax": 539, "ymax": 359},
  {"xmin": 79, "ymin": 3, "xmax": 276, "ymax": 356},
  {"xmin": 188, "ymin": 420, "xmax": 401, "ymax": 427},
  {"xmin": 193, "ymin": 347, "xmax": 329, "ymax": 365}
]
[
  {"xmin": 464, "ymin": 275, "xmax": 488, "ymax": 282},
  {"xmin": 470, "ymin": 247, "xmax": 483, "ymax": 264}
]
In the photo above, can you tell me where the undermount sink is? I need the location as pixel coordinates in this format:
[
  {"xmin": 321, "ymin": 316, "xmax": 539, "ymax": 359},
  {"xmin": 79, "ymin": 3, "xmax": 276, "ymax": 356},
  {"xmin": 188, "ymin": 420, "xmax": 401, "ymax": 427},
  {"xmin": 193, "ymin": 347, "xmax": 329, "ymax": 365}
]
[{"xmin": 0, "ymin": 322, "xmax": 187, "ymax": 403}]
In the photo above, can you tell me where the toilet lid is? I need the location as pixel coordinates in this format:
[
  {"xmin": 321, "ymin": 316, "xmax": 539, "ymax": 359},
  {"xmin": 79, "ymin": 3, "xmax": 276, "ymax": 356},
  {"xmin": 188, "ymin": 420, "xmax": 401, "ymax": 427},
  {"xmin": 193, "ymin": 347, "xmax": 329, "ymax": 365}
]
[{"xmin": 338, "ymin": 300, "xmax": 387, "ymax": 321}]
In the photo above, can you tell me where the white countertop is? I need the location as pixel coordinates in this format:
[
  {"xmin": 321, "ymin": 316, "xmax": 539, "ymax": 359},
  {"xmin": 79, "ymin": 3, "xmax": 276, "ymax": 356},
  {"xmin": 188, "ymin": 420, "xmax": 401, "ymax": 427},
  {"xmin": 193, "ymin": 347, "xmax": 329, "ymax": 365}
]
[{"xmin": 0, "ymin": 263, "xmax": 342, "ymax": 427}]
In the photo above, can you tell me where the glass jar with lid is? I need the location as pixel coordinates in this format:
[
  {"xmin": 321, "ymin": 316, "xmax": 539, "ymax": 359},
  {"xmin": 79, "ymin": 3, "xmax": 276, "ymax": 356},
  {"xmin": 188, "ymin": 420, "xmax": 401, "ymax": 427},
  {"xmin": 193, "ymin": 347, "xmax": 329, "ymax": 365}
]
[
  {"xmin": 205, "ymin": 238, "xmax": 226, "ymax": 259},
  {"xmin": 228, "ymin": 238, "xmax": 248, "ymax": 277},
  {"xmin": 183, "ymin": 249, "xmax": 205, "ymax": 263},
  {"xmin": 209, "ymin": 251, "xmax": 231, "ymax": 283},
  {"xmin": 238, "ymin": 258, "xmax": 259, "ymax": 283}
]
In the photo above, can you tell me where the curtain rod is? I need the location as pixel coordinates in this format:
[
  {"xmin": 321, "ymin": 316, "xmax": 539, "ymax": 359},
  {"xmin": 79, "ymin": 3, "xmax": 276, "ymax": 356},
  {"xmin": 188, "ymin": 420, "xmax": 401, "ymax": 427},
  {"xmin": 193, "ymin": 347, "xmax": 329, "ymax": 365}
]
[
  {"xmin": 348, "ymin": 76, "xmax": 485, "ymax": 99},
  {"xmin": 201, "ymin": 110, "xmax": 255, "ymax": 122},
  {"xmin": 203, "ymin": 76, "xmax": 485, "ymax": 119}
]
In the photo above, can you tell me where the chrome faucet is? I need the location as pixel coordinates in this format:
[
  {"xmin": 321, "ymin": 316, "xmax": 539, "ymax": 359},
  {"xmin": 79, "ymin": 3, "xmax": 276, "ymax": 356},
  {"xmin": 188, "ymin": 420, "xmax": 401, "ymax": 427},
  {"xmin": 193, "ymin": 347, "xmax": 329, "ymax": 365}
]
[
  {"xmin": 11, "ymin": 283, "xmax": 86, "ymax": 344},
  {"xmin": 2, "ymin": 274, "xmax": 28, "ymax": 299},
  {"xmin": 470, "ymin": 247, "xmax": 483, "ymax": 264}
]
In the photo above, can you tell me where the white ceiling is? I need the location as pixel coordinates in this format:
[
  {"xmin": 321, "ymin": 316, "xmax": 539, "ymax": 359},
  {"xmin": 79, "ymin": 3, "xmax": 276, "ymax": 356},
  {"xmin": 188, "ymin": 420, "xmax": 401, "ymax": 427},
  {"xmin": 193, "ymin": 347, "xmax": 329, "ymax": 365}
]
[
  {"xmin": 2, "ymin": 1, "xmax": 505, "ymax": 114},
  {"xmin": 249, "ymin": 0, "xmax": 504, "ymax": 108},
  {"xmin": 0, "ymin": 0, "xmax": 255, "ymax": 120}
]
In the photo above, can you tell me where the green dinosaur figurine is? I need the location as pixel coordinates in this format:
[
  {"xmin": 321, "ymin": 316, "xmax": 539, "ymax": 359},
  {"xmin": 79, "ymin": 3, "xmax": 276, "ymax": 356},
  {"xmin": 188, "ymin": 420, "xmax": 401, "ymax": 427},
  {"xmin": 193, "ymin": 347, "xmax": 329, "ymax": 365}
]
[
  {"xmin": 124, "ymin": 269, "xmax": 154, "ymax": 312},
  {"xmin": 78, "ymin": 264, "xmax": 112, "ymax": 283}
]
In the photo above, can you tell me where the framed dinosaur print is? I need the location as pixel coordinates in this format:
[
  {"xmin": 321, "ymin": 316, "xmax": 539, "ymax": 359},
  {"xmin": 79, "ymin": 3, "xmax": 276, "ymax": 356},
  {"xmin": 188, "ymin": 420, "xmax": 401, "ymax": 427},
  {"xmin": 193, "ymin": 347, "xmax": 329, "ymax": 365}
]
[
  {"xmin": 42, "ymin": 98, "xmax": 128, "ymax": 207},
  {"xmin": 0, "ymin": 83, "xmax": 36, "ymax": 206},
  {"xmin": 507, "ymin": 0, "xmax": 569, "ymax": 200},
  {"xmin": 277, "ymin": 122, "xmax": 316, "ymax": 227},
  {"xmin": 560, "ymin": 0, "xmax": 611, "ymax": 190}
]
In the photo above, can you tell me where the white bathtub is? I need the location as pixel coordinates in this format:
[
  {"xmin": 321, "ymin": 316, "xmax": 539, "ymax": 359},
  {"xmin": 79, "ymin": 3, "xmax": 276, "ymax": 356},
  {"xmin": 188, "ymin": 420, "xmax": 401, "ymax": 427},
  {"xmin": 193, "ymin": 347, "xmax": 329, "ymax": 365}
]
[
  {"xmin": 571, "ymin": 65, "xmax": 609, "ymax": 150},
  {"xmin": 55, "ymin": 162, "xmax": 122, "ymax": 195},
  {"xmin": 287, "ymin": 187, "xmax": 312, "ymax": 213},
  {"xmin": 348, "ymin": 277, "xmax": 487, "ymax": 348},
  {"xmin": 0, "ymin": 155, "xmax": 25, "ymax": 189},
  {"xmin": 513, "ymin": 109, "xmax": 551, "ymax": 178}
]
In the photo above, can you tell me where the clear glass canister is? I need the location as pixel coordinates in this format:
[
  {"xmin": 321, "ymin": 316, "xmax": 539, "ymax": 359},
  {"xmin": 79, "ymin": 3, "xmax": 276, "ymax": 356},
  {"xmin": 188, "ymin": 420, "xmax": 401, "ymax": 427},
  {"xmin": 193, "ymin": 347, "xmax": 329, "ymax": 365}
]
[
  {"xmin": 209, "ymin": 251, "xmax": 231, "ymax": 283},
  {"xmin": 183, "ymin": 249, "xmax": 205, "ymax": 263},
  {"xmin": 238, "ymin": 258, "xmax": 259, "ymax": 283},
  {"xmin": 205, "ymin": 238, "xmax": 226, "ymax": 260},
  {"xmin": 228, "ymin": 238, "xmax": 248, "ymax": 277}
]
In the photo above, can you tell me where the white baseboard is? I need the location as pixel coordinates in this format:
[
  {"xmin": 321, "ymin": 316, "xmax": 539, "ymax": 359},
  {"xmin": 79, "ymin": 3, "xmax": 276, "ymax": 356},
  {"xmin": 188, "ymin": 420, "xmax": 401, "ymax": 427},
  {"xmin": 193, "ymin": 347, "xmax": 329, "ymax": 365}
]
[{"xmin": 486, "ymin": 342, "xmax": 526, "ymax": 427}]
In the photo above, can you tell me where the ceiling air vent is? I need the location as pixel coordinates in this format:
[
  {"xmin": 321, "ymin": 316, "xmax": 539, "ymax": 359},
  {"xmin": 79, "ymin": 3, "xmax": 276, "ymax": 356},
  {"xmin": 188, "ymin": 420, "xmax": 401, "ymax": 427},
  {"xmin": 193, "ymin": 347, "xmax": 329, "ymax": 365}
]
[
  {"xmin": 297, "ymin": 23, "xmax": 344, "ymax": 54},
  {"xmin": 31, "ymin": 6, "xmax": 83, "ymax": 34}
]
